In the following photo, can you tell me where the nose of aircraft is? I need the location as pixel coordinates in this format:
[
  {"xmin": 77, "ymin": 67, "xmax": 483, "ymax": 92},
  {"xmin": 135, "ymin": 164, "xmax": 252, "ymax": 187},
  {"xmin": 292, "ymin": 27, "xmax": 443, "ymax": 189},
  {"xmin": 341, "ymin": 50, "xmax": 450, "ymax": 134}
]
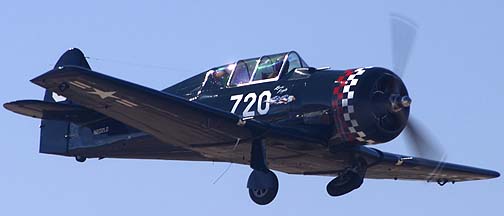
[
  {"xmin": 368, "ymin": 68, "xmax": 410, "ymax": 132},
  {"xmin": 331, "ymin": 67, "xmax": 410, "ymax": 145}
]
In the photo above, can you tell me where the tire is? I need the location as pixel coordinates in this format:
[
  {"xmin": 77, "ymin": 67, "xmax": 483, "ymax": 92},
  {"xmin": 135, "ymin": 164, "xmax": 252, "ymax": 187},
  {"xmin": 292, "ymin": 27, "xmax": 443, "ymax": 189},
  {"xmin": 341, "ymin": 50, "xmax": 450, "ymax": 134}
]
[
  {"xmin": 75, "ymin": 156, "xmax": 87, "ymax": 163},
  {"xmin": 248, "ymin": 170, "xmax": 279, "ymax": 205},
  {"xmin": 326, "ymin": 171, "xmax": 363, "ymax": 197}
]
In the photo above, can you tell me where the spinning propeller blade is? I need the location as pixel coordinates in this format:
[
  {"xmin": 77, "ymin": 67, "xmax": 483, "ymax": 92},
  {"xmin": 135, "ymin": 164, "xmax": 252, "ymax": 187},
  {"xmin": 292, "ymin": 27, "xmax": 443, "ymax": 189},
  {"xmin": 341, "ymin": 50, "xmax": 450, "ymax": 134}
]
[
  {"xmin": 403, "ymin": 117, "xmax": 446, "ymax": 160},
  {"xmin": 390, "ymin": 13, "xmax": 446, "ymax": 162},
  {"xmin": 391, "ymin": 13, "xmax": 418, "ymax": 77}
]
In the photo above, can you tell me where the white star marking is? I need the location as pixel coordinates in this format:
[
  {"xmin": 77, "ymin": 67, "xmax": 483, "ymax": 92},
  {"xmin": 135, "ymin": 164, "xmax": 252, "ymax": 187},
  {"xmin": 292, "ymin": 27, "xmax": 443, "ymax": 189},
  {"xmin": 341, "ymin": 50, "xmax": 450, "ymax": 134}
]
[
  {"xmin": 88, "ymin": 88, "xmax": 119, "ymax": 99},
  {"xmin": 52, "ymin": 92, "xmax": 67, "ymax": 102}
]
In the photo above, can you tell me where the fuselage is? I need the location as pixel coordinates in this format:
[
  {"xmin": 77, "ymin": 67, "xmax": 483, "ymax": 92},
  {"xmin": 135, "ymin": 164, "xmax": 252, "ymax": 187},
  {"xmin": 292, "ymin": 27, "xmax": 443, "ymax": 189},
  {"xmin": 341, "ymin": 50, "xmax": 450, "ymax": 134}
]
[{"xmin": 166, "ymin": 65, "xmax": 409, "ymax": 147}]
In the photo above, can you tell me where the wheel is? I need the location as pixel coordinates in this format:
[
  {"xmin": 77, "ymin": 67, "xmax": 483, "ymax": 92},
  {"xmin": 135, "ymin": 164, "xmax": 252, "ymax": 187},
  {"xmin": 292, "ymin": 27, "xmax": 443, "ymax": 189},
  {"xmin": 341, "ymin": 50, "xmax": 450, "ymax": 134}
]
[
  {"xmin": 326, "ymin": 170, "xmax": 363, "ymax": 197},
  {"xmin": 75, "ymin": 156, "xmax": 87, "ymax": 163},
  {"xmin": 247, "ymin": 170, "xmax": 279, "ymax": 205}
]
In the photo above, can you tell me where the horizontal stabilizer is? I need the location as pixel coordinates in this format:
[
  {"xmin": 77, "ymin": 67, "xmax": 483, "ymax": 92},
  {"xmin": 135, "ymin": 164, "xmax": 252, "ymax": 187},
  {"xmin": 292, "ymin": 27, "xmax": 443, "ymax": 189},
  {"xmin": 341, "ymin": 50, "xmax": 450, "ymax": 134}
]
[{"xmin": 4, "ymin": 100, "xmax": 103, "ymax": 123}]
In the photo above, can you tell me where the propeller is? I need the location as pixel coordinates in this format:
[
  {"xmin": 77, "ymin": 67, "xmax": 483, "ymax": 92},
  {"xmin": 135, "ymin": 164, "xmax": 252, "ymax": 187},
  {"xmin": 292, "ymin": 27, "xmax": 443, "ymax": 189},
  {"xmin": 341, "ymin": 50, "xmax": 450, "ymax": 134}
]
[
  {"xmin": 391, "ymin": 13, "xmax": 418, "ymax": 77},
  {"xmin": 403, "ymin": 118, "xmax": 445, "ymax": 160},
  {"xmin": 390, "ymin": 13, "xmax": 447, "ymax": 162}
]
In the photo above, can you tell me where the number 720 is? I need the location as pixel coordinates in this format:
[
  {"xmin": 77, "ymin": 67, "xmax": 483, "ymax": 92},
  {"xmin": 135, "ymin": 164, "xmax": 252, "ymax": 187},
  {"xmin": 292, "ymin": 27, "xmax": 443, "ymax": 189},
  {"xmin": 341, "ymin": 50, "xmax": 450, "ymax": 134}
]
[{"xmin": 230, "ymin": 91, "xmax": 271, "ymax": 117}]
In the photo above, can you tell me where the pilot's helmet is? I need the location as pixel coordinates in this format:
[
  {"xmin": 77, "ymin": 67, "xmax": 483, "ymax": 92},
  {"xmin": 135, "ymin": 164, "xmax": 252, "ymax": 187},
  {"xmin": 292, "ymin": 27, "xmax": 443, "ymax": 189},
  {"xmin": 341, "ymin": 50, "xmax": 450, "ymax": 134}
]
[{"xmin": 273, "ymin": 60, "xmax": 283, "ymax": 73}]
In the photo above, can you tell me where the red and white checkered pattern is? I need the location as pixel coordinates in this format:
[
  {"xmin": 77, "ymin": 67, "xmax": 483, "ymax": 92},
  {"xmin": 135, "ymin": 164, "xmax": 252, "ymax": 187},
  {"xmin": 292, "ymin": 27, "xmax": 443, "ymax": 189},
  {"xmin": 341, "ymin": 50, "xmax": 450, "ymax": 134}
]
[{"xmin": 332, "ymin": 67, "xmax": 376, "ymax": 144}]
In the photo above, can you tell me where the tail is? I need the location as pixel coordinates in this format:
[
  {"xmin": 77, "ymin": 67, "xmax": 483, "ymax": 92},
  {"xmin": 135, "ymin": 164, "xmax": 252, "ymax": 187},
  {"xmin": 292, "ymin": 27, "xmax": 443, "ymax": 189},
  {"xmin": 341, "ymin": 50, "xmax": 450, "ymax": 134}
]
[{"xmin": 39, "ymin": 48, "xmax": 91, "ymax": 154}]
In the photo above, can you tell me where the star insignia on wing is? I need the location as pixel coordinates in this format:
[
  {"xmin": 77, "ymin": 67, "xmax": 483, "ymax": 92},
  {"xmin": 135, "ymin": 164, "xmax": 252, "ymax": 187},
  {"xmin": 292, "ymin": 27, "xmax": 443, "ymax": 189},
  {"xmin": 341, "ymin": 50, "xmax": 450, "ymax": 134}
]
[{"xmin": 88, "ymin": 88, "xmax": 119, "ymax": 100}]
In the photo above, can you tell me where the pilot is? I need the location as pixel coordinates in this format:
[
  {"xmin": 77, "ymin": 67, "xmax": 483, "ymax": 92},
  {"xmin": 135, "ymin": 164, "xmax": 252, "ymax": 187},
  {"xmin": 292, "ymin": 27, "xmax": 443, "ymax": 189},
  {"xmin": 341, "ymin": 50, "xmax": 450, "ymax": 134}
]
[
  {"xmin": 267, "ymin": 59, "xmax": 288, "ymax": 79},
  {"xmin": 212, "ymin": 68, "xmax": 230, "ymax": 87}
]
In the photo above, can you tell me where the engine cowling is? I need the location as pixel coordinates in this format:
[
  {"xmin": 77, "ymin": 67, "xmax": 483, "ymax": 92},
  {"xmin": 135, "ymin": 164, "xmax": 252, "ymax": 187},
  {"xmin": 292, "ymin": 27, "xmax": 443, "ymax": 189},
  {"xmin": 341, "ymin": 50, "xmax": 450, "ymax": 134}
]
[{"xmin": 331, "ymin": 67, "xmax": 410, "ymax": 145}]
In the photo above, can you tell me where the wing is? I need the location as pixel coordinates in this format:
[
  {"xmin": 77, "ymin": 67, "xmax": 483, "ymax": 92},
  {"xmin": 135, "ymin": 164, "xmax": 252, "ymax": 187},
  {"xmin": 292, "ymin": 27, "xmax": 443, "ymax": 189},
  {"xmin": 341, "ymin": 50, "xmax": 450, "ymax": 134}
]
[
  {"xmin": 363, "ymin": 148, "xmax": 499, "ymax": 182},
  {"xmin": 30, "ymin": 66, "xmax": 321, "ymax": 151}
]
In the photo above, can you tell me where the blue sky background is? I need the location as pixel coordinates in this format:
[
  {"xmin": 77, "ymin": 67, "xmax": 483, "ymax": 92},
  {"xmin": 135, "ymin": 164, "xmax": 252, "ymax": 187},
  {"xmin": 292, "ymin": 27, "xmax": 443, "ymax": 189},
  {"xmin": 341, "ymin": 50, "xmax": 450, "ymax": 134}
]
[{"xmin": 1, "ymin": 0, "xmax": 502, "ymax": 215}]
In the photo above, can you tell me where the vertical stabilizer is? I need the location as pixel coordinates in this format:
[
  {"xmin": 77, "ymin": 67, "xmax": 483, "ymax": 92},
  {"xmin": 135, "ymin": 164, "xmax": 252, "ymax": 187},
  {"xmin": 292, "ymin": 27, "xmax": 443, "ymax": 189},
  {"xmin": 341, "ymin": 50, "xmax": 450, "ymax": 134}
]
[{"xmin": 40, "ymin": 48, "xmax": 91, "ymax": 154}]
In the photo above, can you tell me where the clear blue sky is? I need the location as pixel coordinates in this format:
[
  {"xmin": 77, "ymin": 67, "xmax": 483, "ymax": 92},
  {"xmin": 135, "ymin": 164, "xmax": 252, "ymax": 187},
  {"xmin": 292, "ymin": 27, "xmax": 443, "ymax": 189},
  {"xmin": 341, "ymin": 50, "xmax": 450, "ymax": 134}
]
[{"xmin": 1, "ymin": 0, "xmax": 502, "ymax": 215}]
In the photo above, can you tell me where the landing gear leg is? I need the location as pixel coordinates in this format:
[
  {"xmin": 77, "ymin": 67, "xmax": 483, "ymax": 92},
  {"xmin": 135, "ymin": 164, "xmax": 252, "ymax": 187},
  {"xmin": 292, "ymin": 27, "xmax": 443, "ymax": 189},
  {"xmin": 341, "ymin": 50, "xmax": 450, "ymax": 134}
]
[
  {"xmin": 247, "ymin": 139, "xmax": 279, "ymax": 205},
  {"xmin": 326, "ymin": 158, "xmax": 367, "ymax": 197}
]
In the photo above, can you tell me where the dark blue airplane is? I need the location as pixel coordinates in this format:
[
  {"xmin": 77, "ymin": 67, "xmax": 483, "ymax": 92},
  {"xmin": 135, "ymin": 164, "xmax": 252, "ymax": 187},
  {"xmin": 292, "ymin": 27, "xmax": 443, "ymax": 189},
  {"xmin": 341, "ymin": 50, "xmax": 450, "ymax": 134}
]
[{"xmin": 4, "ymin": 47, "xmax": 499, "ymax": 205}]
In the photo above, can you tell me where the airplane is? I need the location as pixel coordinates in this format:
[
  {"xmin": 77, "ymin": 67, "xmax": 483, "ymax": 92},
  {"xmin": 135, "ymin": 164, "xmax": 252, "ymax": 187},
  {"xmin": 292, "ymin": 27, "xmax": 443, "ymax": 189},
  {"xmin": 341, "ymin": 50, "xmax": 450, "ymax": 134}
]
[{"xmin": 4, "ymin": 46, "xmax": 500, "ymax": 205}]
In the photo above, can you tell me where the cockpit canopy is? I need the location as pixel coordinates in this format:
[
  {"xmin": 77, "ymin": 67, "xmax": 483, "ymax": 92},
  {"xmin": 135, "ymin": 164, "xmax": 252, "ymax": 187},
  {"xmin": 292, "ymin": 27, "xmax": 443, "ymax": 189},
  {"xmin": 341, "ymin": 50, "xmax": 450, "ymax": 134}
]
[{"xmin": 205, "ymin": 51, "xmax": 308, "ymax": 88}]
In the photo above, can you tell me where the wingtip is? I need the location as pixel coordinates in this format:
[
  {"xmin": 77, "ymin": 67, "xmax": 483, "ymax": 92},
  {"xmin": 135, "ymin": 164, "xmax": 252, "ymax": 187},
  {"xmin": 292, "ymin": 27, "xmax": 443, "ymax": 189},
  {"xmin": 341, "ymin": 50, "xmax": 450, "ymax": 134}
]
[
  {"xmin": 491, "ymin": 170, "xmax": 500, "ymax": 178},
  {"xmin": 3, "ymin": 101, "xmax": 17, "ymax": 111},
  {"xmin": 30, "ymin": 72, "xmax": 49, "ymax": 86},
  {"xmin": 481, "ymin": 169, "xmax": 500, "ymax": 179},
  {"xmin": 3, "ymin": 101, "xmax": 27, "ymax": 117}
]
